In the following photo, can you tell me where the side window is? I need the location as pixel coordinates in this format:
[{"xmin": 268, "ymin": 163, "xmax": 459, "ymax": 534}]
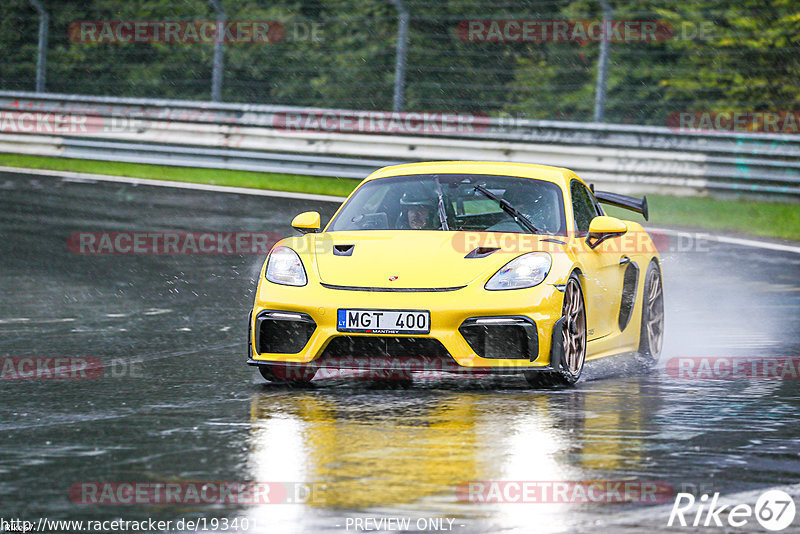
[{"xmin": 570, "ymin": 180, "xmax": 599, "ymax": 235}]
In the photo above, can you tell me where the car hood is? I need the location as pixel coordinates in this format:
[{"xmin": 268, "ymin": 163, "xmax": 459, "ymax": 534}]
[{"xmin": 312, "ymin": 231, "xmax": 557, "ymax": 289}]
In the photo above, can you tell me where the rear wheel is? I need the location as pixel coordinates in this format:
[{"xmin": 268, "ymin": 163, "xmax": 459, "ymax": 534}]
[
  {"xmin": 258, "ymin": 364, "xmax": 317, "ymax": 386},
  {"xmin": 525, "ymin": 274, "xmax": 586, "ymax": 388},
  {"xmin": 638, "ymin": 261, "xmax": 664, "ymax": 365}
]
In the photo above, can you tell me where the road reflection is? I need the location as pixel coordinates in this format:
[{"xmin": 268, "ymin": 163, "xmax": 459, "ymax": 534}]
[{"xmin": 243, "ymin": 376, "xmax": 661, "ymax": 531}]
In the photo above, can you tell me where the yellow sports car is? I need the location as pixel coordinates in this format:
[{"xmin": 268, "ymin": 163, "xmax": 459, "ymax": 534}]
[{"xmin": 248, "ymin": 161, "xmax": 663, "ymax": 387}]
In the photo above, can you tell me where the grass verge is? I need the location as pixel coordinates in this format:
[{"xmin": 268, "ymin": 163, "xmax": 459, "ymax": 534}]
[
  {"xmin": 604, "ymin": 195, "xmax": 800, "ymax": 241},
  {"xmin": 0, "ymin": 153, "xmax": 360, "ymax": 198},
  {"xmin": 2, "ymin": 153, "xmax": 798, "ymax": 241}
]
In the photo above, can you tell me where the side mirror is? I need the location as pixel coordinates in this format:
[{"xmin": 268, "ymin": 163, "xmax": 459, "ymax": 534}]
[
  {"xmin": 586, "ymin": 216, "xmax": 627, "ymax": 249},
  {"xmin": 291, "ymin": 211, "xmax": 321, "ymax": 234}
]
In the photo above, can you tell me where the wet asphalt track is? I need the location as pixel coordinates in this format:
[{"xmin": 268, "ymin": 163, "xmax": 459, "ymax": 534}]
[{"xmin": 1, "ymin": 169, "xmax": 799, "ymax": 533}]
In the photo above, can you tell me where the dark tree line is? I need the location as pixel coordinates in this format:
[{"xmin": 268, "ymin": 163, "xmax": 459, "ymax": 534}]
[{"xmin": 1, "ymin": 0, "xmax": 798, "ymax": 125}]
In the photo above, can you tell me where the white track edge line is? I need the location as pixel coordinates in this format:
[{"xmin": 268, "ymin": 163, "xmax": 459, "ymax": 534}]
[{"xmin": 647, "ymin": 226, "xmax": 800, "ymax": 254}]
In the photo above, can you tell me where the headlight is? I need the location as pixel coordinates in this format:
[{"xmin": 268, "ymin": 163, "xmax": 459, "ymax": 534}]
[
  {"xmin": 485, "ymin": 252, "xmax": 551, "ymax": 290},
  {"xmin": 265, "ymin": 246, "xmax": 307, "ymax": 286}
]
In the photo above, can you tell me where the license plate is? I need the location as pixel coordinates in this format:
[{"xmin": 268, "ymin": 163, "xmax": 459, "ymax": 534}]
[{"xmin": 337, "ymin": 309, "xmax": 430, "ymax": 334}]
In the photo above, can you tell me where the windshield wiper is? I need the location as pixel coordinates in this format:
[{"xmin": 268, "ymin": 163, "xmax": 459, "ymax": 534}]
[
  {"xmin": 473, "ymin": 184, "xmax": 540, "ymax": 234},
  {"xmin": 434, "ymin": 178, "xmax": 450, "ymax": 231}
]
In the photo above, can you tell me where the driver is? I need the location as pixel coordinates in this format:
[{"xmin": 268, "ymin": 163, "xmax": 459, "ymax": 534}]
[
  {"xmin": 399, "ymin": 190, "xmax": 438, "ymax": 230},
  {"xmin": 501, "ymin": 183, "xmax": 560, "ymax": 234}
]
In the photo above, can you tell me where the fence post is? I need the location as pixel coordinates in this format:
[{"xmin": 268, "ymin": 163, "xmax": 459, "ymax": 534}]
[
  {"xmin": 593, "ymin": 0, "xmax": 612, "ymax": 122},
  {"xmin": 209, "ymin": 0, "xmax": 225, "ymax": 102},
  {"xmin": 29, "ymin": 0, "xmax": 49, "ymax": 93},
  {"xmin": 390, "ymin": 0, "xmax": 409, "ymax": 112}
]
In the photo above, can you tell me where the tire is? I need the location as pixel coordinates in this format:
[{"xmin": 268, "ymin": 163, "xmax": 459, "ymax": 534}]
[
  {"xmin": 525, "ymin": 273, "xmax": 586, "ymax": 388},
  {"xmin": 638, "ymin": 261, "xmax": 664, "ymax": 365},
  {"xmin": 258, "ymin": 364, "xmax": 317, "ymax": 386}
]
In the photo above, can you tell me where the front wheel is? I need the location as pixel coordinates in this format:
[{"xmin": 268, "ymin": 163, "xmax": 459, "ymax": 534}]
[
  {"xmin": 638, "ymin": 261, "xmax": 664, "ymax": 365},
  {"xmin": 258, "ymin": 364, "xmax": 317, "ymax": 386},
  {"xmin": 525, "ymin": 273, "xmax": 586, "ymax": 388}
]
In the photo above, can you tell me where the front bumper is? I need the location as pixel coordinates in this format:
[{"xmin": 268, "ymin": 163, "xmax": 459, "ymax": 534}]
[{"xmin": 249, "ymin": 281, "xmax": 565, "ymax": 371}]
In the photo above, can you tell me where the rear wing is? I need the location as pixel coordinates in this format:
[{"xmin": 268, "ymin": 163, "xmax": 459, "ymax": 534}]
[{"xmin": 592, "ymin": 189, "xmax": 649, "ymax": 221}]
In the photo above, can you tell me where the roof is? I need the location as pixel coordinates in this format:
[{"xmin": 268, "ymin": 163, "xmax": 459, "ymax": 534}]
[{"xmin": 365, "ymin": 161, "xmax": 581, "ymax": 188}]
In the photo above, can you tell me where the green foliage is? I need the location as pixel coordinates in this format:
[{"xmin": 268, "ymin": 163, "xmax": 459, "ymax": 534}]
[
  {"xmin": 1, "ymin": 0, "xmax": 799, "ymax": 123},
  {"xmin": 655, "ymin": 0, "xmax": 800, "ymax": 113}
]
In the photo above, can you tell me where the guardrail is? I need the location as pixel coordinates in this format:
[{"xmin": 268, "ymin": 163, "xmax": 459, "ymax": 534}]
[{"xmin": 1, "ymin": 90, "xmax": 799, "ymax": 198}]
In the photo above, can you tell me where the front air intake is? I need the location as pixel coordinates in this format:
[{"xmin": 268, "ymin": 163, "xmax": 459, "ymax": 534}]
[
  {"xmin": 255, "ymin": 311, "xmax": 316, "ymax": 354},
  {"xmin": 459, "ymin": 316, "xmax": 539, "ymax": 361}
]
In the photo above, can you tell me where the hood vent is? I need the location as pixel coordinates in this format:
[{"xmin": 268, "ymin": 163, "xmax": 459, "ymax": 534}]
[
  {"xmin": 465, "ymin": 246, "xmax": 500, "ymax": 259},
  {"xmin": 333, "ymin": 244, "xmax": 355, "ymax": 256}
]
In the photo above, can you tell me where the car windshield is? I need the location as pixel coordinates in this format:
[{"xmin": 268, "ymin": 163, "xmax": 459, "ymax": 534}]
[{"xmin": 327, "ymin": 174, "xmax": 566, "ymax": 235}]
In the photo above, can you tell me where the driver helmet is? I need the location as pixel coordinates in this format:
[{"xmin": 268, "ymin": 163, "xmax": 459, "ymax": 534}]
[{"xmin": 399, "ymin": 188, "xmax": 437, "ymax": 210}]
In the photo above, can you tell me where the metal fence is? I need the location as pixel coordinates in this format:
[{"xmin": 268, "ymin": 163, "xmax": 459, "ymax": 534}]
[
  {"xmin": 2, "ymin": 1, "xmax": 800, "ymax": 127},
  {"xmin": 2, "ymin": 91, "xmax": 799, "ymax": 198}
]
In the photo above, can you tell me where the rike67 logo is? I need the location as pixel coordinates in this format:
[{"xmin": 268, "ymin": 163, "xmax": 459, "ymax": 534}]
[{"xmin": 668, "ymin": 490, "xmax": 796, "ymax": 531}]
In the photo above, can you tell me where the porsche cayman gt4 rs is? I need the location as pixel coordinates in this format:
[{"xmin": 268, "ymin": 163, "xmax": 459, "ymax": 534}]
[{"xmin": 248, "ymin": 161, "xmax": 664, "ymax": 387}]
